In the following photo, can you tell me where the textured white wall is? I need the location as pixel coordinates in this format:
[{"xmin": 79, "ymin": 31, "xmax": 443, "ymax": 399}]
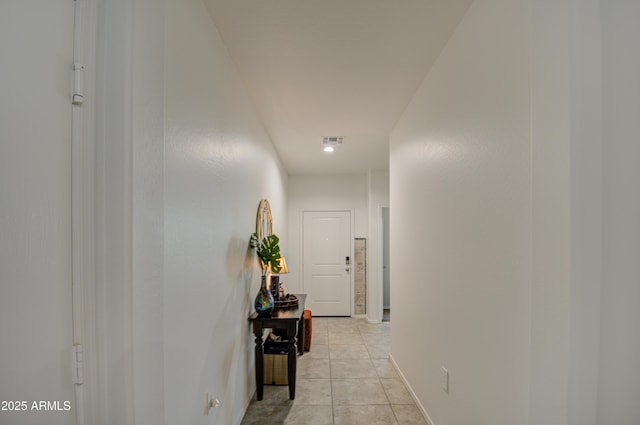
[
  {"xmin": 390, "ymin": 1, "xmax": 532, "ymax": 424},
  {"xmin": 95, "ymin": 1, "xmax": 166, "ymax": 424},
  {"xmin": 132, "ymin": 0, "xmax": 166, "ymax": 423},
  {"xmin": 391, "ymin": 1, "xmax": 640, "ymax": 424},
  {"xmin": 95, "ymin": 0, "xmax": 138, "ymax": 423},
  {"xmin": 164, "ymin": 1, "xmax": 288, "ymax": 424},
  {"xmin": 598, "ymin": 1, "xmax": 640, "ymax": 424},
  {"xmin": 96, "ymin": 1, "xmax": 287, "ymax": 424},
  {"xmin": 287, "ymin": 175, "xmax": 368, "ymax": 299},
  {"xmin": 567, "ymin": 1, "xmax": 603, "ymax": 425},
  {"xmin": 0, "ymin": 2, "xmax": 75, "ymax": 424},
  {"xmin": 527, "ymin": 0, "xmax": 572, "ymax": 423}
]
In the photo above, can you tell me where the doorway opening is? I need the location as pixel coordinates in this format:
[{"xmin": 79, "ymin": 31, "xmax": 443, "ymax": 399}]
[{"xmin": 382, "ymin": 207, "xmax": 390, "ymax": 322}]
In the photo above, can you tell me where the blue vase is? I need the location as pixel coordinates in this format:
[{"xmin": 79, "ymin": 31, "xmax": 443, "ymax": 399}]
[{"xmin": 255, "ymin": 275, "xmax": 274, "ymax": 316}]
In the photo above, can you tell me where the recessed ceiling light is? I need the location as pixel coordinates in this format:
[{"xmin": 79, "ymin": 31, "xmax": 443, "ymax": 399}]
[{"xmin": 323, "ymin": 146, "xmax": 335, "ymax": 153}]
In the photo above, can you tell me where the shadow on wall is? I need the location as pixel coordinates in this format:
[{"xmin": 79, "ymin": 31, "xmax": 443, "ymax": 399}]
[
  {"xmin": 226, "ymin": 236, "xmax": 255, "ymax": 280},
  {"xmin": 195, "ymin": 236, "xmax": 261, "ymax": 423}
]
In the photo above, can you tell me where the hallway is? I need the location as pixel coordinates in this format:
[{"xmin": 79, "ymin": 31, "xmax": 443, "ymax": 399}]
[
  {"xmin": 241, "ymin": 318, "xmax": 426, "ymax": 425},
  {"xmin": 2, "ymin": 1, "xmax": 639, "ymax": 424}
]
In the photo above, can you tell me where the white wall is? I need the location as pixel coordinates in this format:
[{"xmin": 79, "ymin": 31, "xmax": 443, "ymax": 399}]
[
  {"xmin": 94, "ymin": 0, "xmax": 165, "ymax": 424},
  {"xmin": 287, "ymin": 172, "xmax": 389, "ymax": 321},
  {"xmin": 390, "ymin": 0, "xmax": 531, "ymax": 425},
  {"xmin": 527, "ymin": 0, "xmax": 572, "ymax": 422},
  {"xmin": 95, "ymin": 1, "xmax": 288, "ymax": 425},
  {"xmin": 0, "ymin": 2, "xmax": 75, "ymax": 424},
  {"xmin": 390, "ymin": 1, "xmax": 532, "ymax": 423},
  {"xmin": 598, "ymin": 1, "xmax": 640, "ymax": 423},
  {"xmin": 391, "ymin": 0, "xmax": 640, "ymax": 424},
  {"xmin": 566, "ymin": 1, "xmax": 603, "ymax": 424},
  {"xmin": 164, "ymin": 1, "xmax": 288, "ymax": 425},
  {"xmin": 287, "ymin": 175, "xmax": 368, "ymax": 301}
]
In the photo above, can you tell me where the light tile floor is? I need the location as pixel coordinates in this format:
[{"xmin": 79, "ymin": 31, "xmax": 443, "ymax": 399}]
[{"xmin": 240, "ymin": 317, "xmax": 427, "ymax": 425}]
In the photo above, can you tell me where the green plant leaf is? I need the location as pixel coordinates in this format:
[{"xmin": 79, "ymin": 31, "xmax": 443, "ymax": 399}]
[{"xmin": 253, "ymin": 233, "xmax": 282, "ymax": 274}]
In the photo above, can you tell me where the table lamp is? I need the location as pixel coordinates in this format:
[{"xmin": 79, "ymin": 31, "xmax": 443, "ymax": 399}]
[{"xmin": 271, "ymin": 256, "xmax": 290, "ymax": 299}]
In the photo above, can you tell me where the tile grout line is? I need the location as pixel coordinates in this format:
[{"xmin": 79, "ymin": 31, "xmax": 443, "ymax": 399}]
[
  {"xmin": 242, "ymin": 318, "xmax": 403, "ymax": 424},
  {"xmin": 367, "ymin": 321, "xmax": 399, "ymax": 424},
  {"xmin": 329, "ymin": 325, "xmax": 335, "ymax": 425},
  {"xmin": 366, "ymin": 324, "xmax": 402, "ymax": 424}
]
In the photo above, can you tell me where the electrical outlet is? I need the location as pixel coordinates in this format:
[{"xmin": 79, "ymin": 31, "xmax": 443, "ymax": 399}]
[
  {"xmin": 205, "ymin": 393, "xmax": 220, "ymax": 414},
  {"xmin": 441, "ymin": 366, "xmax": 449, "ymax": 393}
]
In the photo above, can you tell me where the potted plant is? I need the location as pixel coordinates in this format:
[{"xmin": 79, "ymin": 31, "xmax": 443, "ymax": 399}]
[{"xmin": 250, "ymin": 233, "xmax": 282, "ymax": 315}]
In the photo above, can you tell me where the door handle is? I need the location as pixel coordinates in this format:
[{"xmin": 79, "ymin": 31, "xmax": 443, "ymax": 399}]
[{"xmin": 346, "ymin": 267, "xmax": 350, "ymax": 273}]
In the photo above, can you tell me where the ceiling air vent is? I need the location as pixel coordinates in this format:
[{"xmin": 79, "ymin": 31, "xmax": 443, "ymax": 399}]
[
  {"xmin": 322, "ymin": 136, "xmax": 344, "ymax": 145},
  {"xmin": 322, "ymin": 136, "xmax": 344, "ymax": 152}
]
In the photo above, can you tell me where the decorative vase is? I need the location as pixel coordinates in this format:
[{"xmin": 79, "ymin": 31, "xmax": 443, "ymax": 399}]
[{"xmin": 255, "ymin": 275, "xmax": 274, "ymax": 316}]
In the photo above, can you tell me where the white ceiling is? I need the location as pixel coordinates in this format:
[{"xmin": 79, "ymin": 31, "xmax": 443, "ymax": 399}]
[{"xmin": 204, "ymin": 0, "xmax": 473, "ymax": 175}]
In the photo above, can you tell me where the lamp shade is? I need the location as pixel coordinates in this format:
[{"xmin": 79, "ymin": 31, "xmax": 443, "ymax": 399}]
[{"xmin": 277, "ymin": 257, "xmax": 290, "ymax": 274}]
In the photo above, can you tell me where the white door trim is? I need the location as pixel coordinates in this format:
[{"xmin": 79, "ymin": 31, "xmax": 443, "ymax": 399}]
[
  {"xmin": 72, "ymin": 0, "xmax": 99, "ymax": 424},
  {"xmin": 377, "ymin": 205, "xmax": 385, "ymax": 323},
  {"xmin": 70, "ymin": 0, "xmax": 124, "ymax": 423}
]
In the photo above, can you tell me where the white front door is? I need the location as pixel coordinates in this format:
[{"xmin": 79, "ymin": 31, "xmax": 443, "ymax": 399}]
[
  {"xmin": 0, "ymin": 2, "xmax": 76, "ymax": 424},
  {"xmin": 303, "ymin": 211, "xmax": 352, "ymax": 316}
]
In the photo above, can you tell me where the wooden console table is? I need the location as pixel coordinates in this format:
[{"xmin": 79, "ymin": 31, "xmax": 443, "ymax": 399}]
[{"xmin": 249, "ymin": 294, "xmax": 306, "ymax": 401}]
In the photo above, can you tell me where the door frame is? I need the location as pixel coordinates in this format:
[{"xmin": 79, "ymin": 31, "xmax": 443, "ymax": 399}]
[
  {"xmin": 300, "ymin": 209, "xmax": 355, "ymax": 317},
  {"xmin": 376, "ymin": 204, "xmax": 385, "ymax": 323},
  {"xmin": 77, "ymin": 1, "xmax": 167, "ymax": 423},
  {"xmin": 379, "ymin": 206, "xmax": 390, "ymax": 319},
  {"xmin": 71, "ymin": 0, "xmax": 100, "ymax": 423}
]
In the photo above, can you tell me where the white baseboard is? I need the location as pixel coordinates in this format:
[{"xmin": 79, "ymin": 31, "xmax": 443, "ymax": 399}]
[{"xmin": 389, "ymin": 354, "xmax": 436, "ymax": 425}]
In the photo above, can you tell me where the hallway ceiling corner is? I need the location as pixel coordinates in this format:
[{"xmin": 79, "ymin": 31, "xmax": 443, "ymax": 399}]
[{"xmin": 204, "ymin": 0, "xmax": 473, "ymax": 175}]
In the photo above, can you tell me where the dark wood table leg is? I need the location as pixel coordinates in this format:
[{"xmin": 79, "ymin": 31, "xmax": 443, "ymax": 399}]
[
  {"xmin": 297, "ymin": 312, "xmax": 305, "ymax": 356},
  {"xmin": 253, "ymin": 325, "xmax": 264, "ymax": 401},
  {"xmin": 287, "ymin": 324, "xmax": 297, "ymax": 400}
]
